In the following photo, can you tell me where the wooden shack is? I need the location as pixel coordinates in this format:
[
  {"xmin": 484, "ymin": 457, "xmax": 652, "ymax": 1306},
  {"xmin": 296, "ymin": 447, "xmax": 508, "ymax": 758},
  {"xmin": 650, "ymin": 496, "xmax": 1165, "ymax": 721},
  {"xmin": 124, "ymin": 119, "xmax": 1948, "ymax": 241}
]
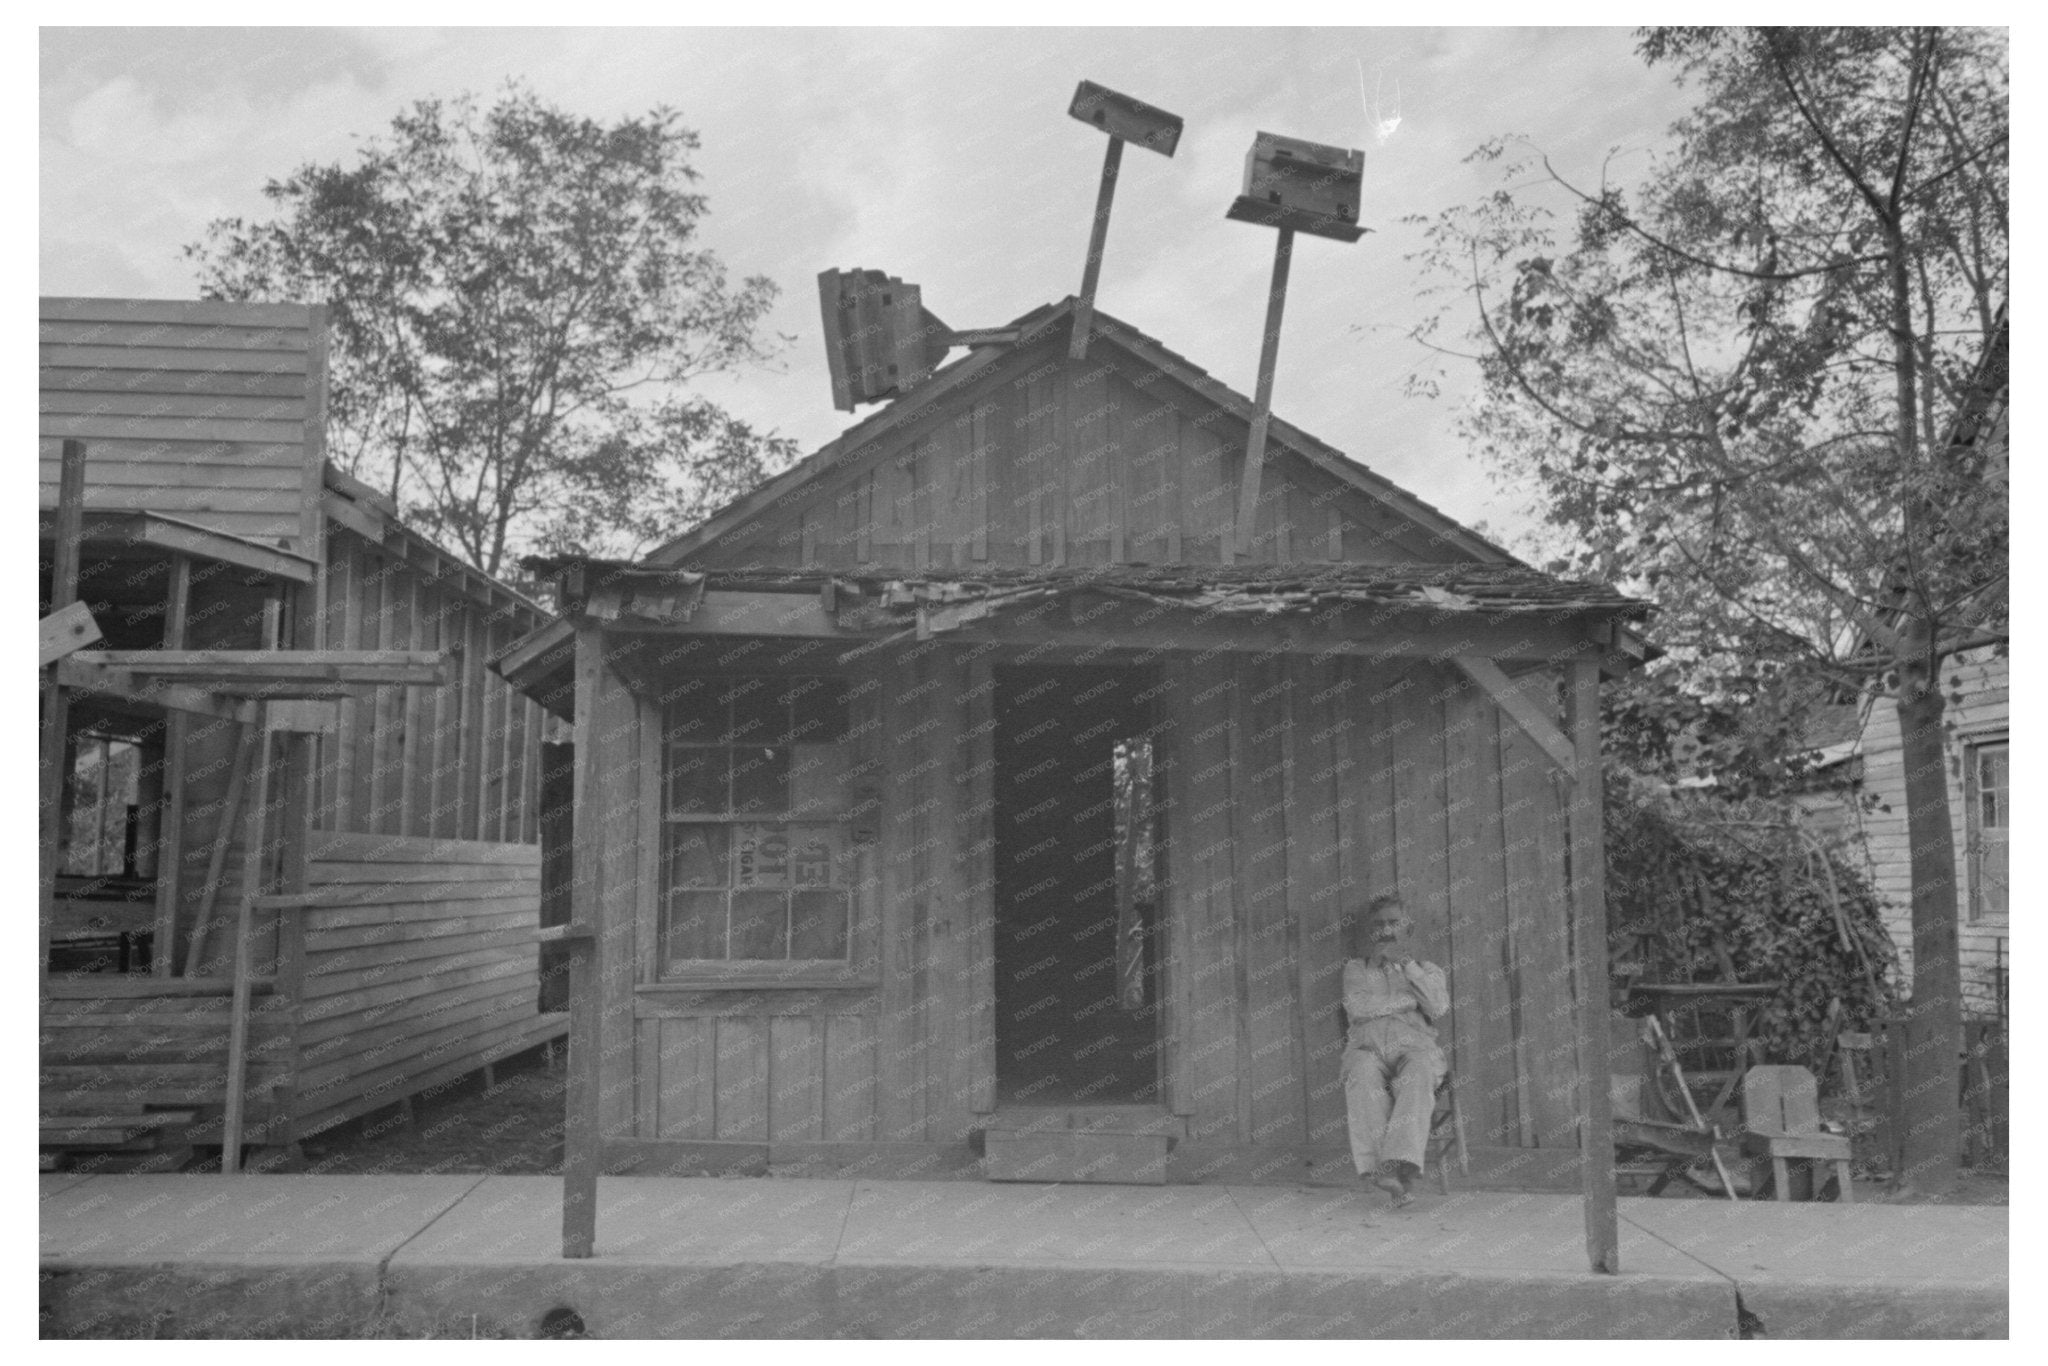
[
  {"xmin": 499, "ymin": 298, "xmax": 1648, "ymax": 1246},
  {"xmin": 39, "ymin": 296, "xmax": 565, "ymax": 1167}
]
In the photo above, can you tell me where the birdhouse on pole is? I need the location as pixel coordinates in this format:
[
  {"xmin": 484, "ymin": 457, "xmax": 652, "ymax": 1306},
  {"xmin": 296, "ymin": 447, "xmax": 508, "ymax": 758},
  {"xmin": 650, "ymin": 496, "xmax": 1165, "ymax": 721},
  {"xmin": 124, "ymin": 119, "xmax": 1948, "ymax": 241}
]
[
  {"xmin": 817, "ymin": 269, "xmax": 954, "ymax": 412},
  {"xmin": 1066, "ymin": 80, "xmax": 1184, "ymax": 361},
  {"xmin": 817, "ymin": 269, "xmax": 1023, "ymax": 412},
  {"xmin": 1225, "ymin": 131, "xmax": 1369, "ymax": 557}
]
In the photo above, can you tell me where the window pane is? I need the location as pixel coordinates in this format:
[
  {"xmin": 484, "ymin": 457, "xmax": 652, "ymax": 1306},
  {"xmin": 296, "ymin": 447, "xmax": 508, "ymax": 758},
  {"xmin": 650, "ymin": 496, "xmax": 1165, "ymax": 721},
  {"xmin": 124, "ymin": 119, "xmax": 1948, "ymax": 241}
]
[
  {"xmin": 667, "ymin": 747, "xmax": 729, "ymax": 813},
  {"xmin": 663, "ymin": 677, "xmax": 725, "ymax": 743},
  {"xmin": 729, "ymin": 890, "xmax": 789, "ymax": 958},
  {"xmin": 732, "ymin": 747, "xmax": 791, "ymax": 813},
  {"xmin": 1979, "ymin": 745, "xmax": 2008, "ymax": 829},
  {"xmin": 788, "ymin": 676, "xmax": 850, "ymax": 744},
  {"xmin": 667, "ymin": 824, "xmax": 730, "ymax": 889},
  {"xmin": 666, "ymin": 890, "xmax": 727, "ymax": 962},
  {"xmin": 1981, "ymin": 833, "xmax": 2008, "ymax": 918},
  {"xmin": 725, "ymin": 677, "xmax": 785, "ymax": 744},
  {"xmin": 733, "ymin": 823, "xmax": 792, "ymax": 887},
  {"xmin": 791, "ymin": 889, "xmax": 849, "ymax": 958}
]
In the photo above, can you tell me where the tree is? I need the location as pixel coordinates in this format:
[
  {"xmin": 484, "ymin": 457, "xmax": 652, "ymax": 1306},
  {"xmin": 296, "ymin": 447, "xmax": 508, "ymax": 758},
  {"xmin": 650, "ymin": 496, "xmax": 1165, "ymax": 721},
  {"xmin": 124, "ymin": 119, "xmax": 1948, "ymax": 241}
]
[
  {"xmin": 190, "ymin": 84, "xmax": 797, "ymax": 577},
  {"xmin": 1410, "ymin": 27, "xmax": 2006, "ymax": 1192}
]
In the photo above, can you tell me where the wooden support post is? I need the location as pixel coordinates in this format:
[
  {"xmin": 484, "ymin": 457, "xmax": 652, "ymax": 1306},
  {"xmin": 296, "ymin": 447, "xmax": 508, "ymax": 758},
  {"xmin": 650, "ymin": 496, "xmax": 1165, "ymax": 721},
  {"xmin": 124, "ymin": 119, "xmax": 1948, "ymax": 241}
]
[
  {"xmin": 561, "ymin": 624, "xmax": 605, "ymax": 1259},
  {"xmin": 1567, "ymin": 658, "xmax": 1620, "ymax": 1273},
  {"xmin": 185, "ymin": 720, "xmax": 261, "ymax": 977},
  {"xmin": 1069, "ymin": 135, "xmax": 1124, "ymax": 362},
  {"xmin": 154, "ymin": 554, "xmax": 192, "ymax": 976},
  {"xmin": 41, "ymin": 438, "xmax": 89, "ymax": 983},
  {"xmin": 220, "ymin": 719, "xmax": 275, "ymax": 1174},
  {"xmin": 1234, "ymin": 228, "xmax": 1294, "ymax": 554}
]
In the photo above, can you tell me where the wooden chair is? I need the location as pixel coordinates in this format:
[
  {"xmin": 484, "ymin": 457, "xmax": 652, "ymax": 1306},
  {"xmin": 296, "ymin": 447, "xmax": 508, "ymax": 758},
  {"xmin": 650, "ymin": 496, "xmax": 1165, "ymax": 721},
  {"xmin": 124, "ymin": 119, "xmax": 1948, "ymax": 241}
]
[
  {"xmin": 1741, "ymin": 1064, "xmax": 1853, "ymax": 1202},
  {"xmin": 1424, "ymin": 1070, "xmax": 1469, "ymax": 1194}
]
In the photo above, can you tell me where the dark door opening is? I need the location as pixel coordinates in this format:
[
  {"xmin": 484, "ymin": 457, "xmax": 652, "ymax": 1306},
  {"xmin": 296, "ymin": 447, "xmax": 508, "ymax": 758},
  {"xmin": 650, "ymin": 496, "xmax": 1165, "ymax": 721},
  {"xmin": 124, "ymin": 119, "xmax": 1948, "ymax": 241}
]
[{"xmin": 993, "ymin": 664, "xmax": 1162, "ymax": 1107}]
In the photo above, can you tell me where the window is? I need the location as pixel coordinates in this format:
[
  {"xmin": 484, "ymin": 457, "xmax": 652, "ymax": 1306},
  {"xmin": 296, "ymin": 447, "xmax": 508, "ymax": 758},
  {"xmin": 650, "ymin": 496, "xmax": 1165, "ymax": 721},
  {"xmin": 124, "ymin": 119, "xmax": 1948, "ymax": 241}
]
[
  {"xmin": 659, "ymin": 675, "xmax": 859, "ymax": 978},
  {"xmin": 1966, "ymin": 739, "xmax": 2008, "ymax": 922},
  {"xmin": 63, "ymin": 734, "xmax": 146, "ymax": 878}
]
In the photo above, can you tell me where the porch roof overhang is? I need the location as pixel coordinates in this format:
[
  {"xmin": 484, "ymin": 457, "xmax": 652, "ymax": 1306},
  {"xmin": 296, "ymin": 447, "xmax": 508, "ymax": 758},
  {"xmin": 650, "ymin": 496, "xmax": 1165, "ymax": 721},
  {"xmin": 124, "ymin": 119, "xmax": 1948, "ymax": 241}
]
[
  {"xmin": 494, "ymin": 559, "xmax": 1653, "ymax": 720},
  {"xmin": 38, "ymin": 509, "xmax": 319, "ymax": 584}
]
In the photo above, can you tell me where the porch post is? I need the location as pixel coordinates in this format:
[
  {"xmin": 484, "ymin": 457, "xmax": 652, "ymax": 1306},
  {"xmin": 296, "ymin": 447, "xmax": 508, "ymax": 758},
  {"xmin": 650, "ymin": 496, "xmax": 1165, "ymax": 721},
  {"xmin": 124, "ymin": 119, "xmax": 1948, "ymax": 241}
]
[
  {"xmin": 561, "ymin": 622, "xmax": 603, "ymax": 1258},
  {"xmin": 1567, "ymin": 658, "xmax": 1620, "ymax": 1273}
]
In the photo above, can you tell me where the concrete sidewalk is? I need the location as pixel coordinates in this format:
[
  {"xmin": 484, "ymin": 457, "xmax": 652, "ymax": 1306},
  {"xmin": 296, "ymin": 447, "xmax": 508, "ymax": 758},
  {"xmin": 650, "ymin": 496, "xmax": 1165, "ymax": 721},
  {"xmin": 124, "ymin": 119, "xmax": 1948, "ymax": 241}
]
[{"xmin": 39, "ymin": 1173, "xmax": 2006, "ymax": 1339}]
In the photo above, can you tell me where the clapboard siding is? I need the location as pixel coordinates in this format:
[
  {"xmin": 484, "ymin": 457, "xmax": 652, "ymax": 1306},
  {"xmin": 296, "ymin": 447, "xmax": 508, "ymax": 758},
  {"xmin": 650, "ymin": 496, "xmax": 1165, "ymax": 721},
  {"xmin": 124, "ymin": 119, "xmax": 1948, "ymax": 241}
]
[
  {"xmin": 618, "ymin": 646, "xmax": 1583, "ymax": 1167},
  {"xmin": 694, "ymin": 338, "xmax": 1471, "ymax": 573},
  {"xmin": 39, "ymin": 991, "xmax": 295, "ymax": 1137},
  {"xmin": 287, "ymin": 833, "xmax": 562, "ymax": 1138},
  {"xmin": 39, "ymin": 297, "xmax": 322, "ymax": 548},
  {"xmin": 1846, "ymin": 650, "xmax": 2009, "ymax": 1016}
]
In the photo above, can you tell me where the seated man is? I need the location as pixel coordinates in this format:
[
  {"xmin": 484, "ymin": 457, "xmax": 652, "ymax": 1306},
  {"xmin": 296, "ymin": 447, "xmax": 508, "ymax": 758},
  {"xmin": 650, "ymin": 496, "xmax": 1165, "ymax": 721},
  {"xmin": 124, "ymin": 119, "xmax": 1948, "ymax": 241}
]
[{"xmin": 1340, "ymin": 893, "xmax": 1450, "ymax": 1207}]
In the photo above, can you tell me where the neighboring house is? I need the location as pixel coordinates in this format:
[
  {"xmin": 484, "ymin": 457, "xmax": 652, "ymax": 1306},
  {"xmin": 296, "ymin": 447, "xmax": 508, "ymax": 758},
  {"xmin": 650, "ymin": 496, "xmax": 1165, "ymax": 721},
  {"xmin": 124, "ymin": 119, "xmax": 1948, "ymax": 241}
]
[
  {"xmin": 1818, "ymin": 651, "xmax": 2009, "ymax": 1021},
  {"xmin": 1801, "ymin": 317, "xmax": 2009, "ymax": 1023},
  {"xmin": 39, "ymin": 296, "xmax": 565, "ymax": 1167},
  {"xmin": 496, "ymin": 291, "xmax": 1652, "ymax": 1189}
]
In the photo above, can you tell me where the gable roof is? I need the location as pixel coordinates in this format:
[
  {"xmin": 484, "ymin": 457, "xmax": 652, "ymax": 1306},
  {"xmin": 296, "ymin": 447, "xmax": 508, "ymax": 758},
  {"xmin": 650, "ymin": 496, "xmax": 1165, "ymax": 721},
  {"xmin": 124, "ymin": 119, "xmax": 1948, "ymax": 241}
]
[{"xmin": 646, "ymin": 296, "xmax": 1516, "ymax": 568}]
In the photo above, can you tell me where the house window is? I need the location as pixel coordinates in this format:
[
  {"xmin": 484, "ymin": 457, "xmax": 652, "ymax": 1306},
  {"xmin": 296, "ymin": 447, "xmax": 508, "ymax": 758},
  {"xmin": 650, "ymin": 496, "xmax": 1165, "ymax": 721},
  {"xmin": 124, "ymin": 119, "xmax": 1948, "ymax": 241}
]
[
  {"xmin": 63, "ymin": 734, "xmax": 146, "ymax": 878},
  {"xmin": 659, "ymin": 675, "xmax": 855, "ymax": 974},
  {"xmin": 1966, "ymin": 738, "xmax": 2008, "ymax": 922}
]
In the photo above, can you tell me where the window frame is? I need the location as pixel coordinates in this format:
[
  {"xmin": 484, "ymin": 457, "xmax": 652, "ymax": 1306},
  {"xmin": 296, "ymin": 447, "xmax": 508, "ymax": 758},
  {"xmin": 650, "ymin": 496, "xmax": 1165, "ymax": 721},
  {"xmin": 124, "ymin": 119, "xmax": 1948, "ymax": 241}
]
[
  {"xmin": 1964, "ymin": 734, "xmax": 2009, "ymax": 924},
  {"xmin": 642, "ymin": 673, "xmax": 879, "ymax": 992}
]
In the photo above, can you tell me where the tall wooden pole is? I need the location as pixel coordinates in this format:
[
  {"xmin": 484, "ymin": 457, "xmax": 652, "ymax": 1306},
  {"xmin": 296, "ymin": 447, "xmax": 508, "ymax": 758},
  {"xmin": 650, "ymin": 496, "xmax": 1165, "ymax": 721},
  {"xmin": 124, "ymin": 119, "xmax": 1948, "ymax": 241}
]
[
  {"xmin": 1233, "ymin": 227, "xmax": 1294, "ymax": 557},
  {"xmin": 41, "ymin": 438, "xmax": 89, "ymax": 983},
  {"xmin": 561, "ymin": 624, "xmax": 604, "ymax": 1258},
  {"xmin": 220, "ymin": 715, "xmax": 275, "ymax": 1174},
  {"xmin": 153, "ymin": 554, "xmax": 192, "ymax": 975},
  {"xmin": 1069, "ymin": 136, "xmax": 1124, "ymax": 362},
  {"xmin": 1567, "ymin": 658, "xmax": 1620, "ymax": 1273}
]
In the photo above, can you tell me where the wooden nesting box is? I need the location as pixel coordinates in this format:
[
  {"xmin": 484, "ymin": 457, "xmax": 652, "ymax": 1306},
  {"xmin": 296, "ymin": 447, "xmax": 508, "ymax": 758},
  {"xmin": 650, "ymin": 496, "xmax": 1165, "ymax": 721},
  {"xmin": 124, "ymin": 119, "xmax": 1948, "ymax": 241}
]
[
  {"xmin": 1227, "ymin": 133, "xmax": 1368, "ymax": 243},
  {"xmin": 1068, "ymin": 80, "xmax": 1183, "ymax": 157},
  {"xmin": 818, "ymin": 269, "xmax": 953, "ymax": 412}
]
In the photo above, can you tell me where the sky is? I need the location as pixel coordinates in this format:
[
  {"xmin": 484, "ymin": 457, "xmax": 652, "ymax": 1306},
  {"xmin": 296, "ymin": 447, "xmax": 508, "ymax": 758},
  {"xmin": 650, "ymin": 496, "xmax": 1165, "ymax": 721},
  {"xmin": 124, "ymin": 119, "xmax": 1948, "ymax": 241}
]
[{"xmin": 38, "ymin": 26, "xmax": 1700, "ymax": 549}]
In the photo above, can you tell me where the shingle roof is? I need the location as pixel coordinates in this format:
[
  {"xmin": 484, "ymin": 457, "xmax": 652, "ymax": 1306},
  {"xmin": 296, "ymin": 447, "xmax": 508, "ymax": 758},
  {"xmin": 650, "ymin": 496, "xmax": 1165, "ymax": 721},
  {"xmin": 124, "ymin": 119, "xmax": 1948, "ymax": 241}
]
[{"xmin": 522, "ymin": 556, "xmax": 1648, "ymax": 622}]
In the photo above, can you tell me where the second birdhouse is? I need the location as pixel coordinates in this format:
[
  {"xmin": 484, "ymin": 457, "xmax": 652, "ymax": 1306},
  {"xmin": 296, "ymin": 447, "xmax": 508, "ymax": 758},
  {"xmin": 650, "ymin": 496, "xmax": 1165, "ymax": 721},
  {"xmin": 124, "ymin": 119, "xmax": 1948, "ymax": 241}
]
[
  {"xmin": 1229, "ymin": 132, "xmax": 1367, "ymax": 242},
  {"xmin": 1067, "ymin": 80, "xmax": 1184, "ymax": 157}
]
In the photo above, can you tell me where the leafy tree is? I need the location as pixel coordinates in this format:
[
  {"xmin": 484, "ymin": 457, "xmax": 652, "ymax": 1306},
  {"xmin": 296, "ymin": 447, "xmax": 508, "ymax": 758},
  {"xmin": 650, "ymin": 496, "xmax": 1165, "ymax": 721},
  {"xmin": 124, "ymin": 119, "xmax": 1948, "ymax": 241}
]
[
  {"xmin": 1410, "ymin": 27, "xmax": 2006, "ymax": 1192},
  {"xmin": 190, "ymin": 84, "xmax": 796, "ymax": 577}
]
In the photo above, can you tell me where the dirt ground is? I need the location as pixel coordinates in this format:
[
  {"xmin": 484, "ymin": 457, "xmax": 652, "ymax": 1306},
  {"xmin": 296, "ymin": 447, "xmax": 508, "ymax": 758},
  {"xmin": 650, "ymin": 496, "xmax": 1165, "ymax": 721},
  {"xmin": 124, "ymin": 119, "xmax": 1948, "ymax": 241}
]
[{"xmin": 289, "ymin": 1044, "xmax": 568, "ymax": 1176}]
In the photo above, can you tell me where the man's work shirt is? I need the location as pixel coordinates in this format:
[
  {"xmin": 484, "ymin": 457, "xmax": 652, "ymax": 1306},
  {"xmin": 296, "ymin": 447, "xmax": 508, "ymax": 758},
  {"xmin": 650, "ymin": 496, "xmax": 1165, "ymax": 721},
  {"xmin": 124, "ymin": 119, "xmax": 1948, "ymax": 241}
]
[{"xmin": 1342, "ymin": 957, "xmax": 1450, "ymax": 1058}]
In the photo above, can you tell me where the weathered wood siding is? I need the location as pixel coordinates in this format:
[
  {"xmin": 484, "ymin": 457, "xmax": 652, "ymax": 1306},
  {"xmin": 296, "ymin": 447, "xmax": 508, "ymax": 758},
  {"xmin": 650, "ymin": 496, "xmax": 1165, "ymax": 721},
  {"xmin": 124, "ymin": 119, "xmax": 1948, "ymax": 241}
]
[
  {"xmin": 287, "ymin": 832, "xmax": 563, "ymax": 1138},
  {"xmin": 39, "ymin": 297, "xmax": 323, "ymax": 551},
  {"xmin": 314, "ymin": 525, "xmax": 545, "ymax": 845},
  {"xmin": 40, "ymin": 988, "xmax": 295, "ymax": 1142},
  {"xmin": 607, "ymin": 644, "xmax": 1583, "ymax": 1171},
  {"xmin": 695, "ymin": 339, "xmax": 1471, "ymax": 573},
  {"xmin": 1846, "ymin": 649, "xmax": 2009, "ymax": 1017}
]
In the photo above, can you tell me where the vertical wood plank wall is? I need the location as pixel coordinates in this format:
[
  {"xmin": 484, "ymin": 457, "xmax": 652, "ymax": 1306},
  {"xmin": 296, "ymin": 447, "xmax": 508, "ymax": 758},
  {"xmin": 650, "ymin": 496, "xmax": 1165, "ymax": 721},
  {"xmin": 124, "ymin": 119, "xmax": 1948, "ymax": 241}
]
[
  {"xmin": 616, "ymin": 645, "xmax": 1583, "ymax": 1170},
  {"xmin": 696, "ymin": 341, "xmax": 1462, "ymax": 573},
  {"xmin": 314, "ymin": 525, "xmax": 545, "ymax": 847}
]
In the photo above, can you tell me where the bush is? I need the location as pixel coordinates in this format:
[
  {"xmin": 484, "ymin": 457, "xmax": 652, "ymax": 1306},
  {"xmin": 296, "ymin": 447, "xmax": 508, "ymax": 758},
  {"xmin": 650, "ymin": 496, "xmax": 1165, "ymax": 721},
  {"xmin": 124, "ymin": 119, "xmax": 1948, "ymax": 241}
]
[{"xmin": 1605, "ymin": 773, "xmax": 1899, "ymax": 1068}]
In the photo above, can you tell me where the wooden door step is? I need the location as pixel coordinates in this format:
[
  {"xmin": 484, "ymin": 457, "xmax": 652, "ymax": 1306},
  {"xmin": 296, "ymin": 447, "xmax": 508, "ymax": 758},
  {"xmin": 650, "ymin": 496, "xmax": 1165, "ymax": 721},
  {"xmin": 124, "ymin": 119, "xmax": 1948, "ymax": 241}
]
[
  {"xmin": 984, "ymin": 1128, "xmax": 1169, "ymax": 1185},
  {"xmin": 986, "ymin": 1105, "xmax": 1187, "ymax": 1139}
]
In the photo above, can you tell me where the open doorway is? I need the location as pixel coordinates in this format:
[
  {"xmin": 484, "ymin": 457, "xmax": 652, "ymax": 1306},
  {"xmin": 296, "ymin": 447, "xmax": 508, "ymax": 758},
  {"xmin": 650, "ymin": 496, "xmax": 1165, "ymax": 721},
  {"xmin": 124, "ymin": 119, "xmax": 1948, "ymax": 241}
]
[{"xmin": 993, "ymin": 664, "xmax": 1162, "ymax": 1107}]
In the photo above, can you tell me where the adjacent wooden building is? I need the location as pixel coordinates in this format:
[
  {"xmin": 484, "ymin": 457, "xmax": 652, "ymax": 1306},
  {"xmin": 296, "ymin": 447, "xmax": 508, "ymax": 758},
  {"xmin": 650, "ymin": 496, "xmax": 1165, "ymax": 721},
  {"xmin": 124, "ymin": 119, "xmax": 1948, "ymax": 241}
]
[
  {"xmin": 39, "ymin": 296, "xmax": 564, "ymax": 1165},
  {"xmin": 499, "ymin": 297, "xmax": 1650, "ymax": 1227}
]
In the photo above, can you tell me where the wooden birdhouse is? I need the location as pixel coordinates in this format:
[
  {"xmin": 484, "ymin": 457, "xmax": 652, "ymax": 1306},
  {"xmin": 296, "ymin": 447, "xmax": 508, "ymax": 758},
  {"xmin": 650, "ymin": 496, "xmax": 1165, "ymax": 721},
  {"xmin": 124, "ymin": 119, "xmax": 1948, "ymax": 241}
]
[
  {"xmin": 1227, "ymin": 132, "xmax": 1367, "ymax": 243},
  {"xmin": 817, "ymin": 269, "xmax": 954, "ymax": 412},
  {"xmin": 1067, "ymin": 80, "xmax": 1183, "ymax": 158}
]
